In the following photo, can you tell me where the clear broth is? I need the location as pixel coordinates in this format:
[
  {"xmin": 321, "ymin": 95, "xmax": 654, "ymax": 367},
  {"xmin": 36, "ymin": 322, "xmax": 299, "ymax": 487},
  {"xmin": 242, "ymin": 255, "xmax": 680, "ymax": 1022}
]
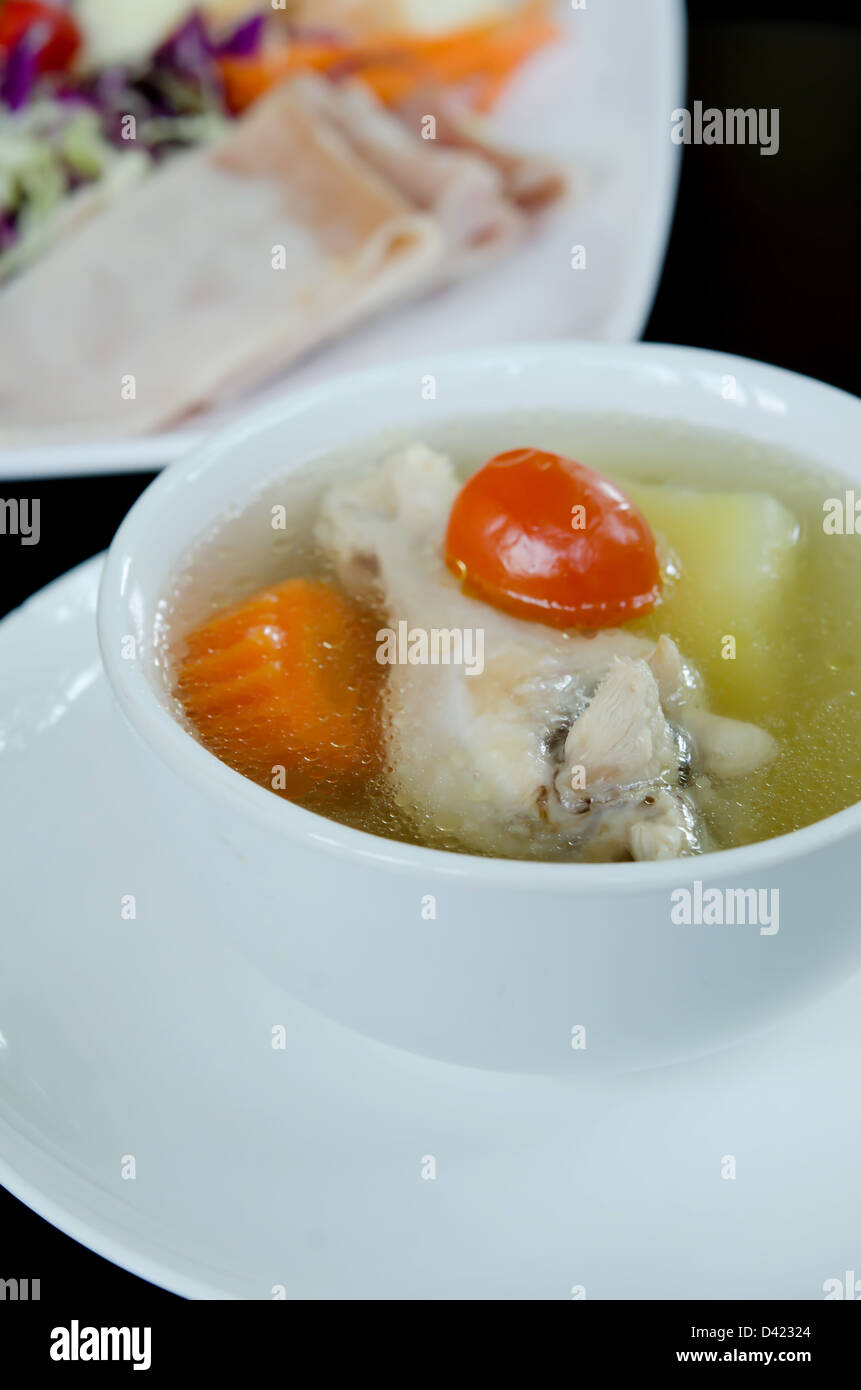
[{"xmin": 159, "ymin": 413, "xmax": 861, "ymax": 859}]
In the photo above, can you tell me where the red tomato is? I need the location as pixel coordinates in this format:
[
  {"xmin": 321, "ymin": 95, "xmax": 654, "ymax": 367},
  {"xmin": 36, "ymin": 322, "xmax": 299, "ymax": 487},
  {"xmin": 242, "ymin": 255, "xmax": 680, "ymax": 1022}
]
[
  {"xmin": 0, "ymin": 2, "xmax": 81, "ymax": 72},
  {"xmin": 444, "ymin": 448, "xmax": 662, "ymax": 630}
]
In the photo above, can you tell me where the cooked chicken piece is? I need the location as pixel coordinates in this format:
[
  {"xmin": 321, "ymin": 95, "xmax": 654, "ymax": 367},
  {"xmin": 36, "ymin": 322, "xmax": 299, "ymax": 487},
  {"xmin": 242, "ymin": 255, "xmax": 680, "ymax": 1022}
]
[
  {"xmin": 554, "ymin": 658, "xmax": 677, "ymax": 803},
  {"xmin": 647, "ymin": 632, "xmax": 700, "ymax": 713},
  {"xmin": 684, "ymin": 708, "xmax": 777, "ymax": 782},
  {"xmin": 316, "ymin": 443, "xmax": 777, "ymax": 861},
  {"xmin": 628, "ymin": 793, "xmax": 699, "ymax": 862}
]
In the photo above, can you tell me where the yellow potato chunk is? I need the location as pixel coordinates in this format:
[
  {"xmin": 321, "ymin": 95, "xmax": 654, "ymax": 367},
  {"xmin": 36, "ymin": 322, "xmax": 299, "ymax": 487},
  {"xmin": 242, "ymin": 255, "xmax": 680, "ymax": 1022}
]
[{"xmin": 624, "ymin": 483, "xmax": 800, "ymax": 721}]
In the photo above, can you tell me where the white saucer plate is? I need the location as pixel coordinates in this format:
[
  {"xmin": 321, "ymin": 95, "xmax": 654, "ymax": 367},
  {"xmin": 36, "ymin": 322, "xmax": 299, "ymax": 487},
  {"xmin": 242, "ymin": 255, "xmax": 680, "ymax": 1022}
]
[{"xmin": 0, "ymin": 557, "xmax": 860, "ymax": 1300}]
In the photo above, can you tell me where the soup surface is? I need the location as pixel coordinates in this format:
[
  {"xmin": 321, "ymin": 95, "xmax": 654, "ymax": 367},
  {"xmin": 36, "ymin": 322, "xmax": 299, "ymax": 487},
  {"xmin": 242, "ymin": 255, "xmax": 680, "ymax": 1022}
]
[{"xmin": 159, "ymin": 414, "xmax": 861, "ymax": 860}]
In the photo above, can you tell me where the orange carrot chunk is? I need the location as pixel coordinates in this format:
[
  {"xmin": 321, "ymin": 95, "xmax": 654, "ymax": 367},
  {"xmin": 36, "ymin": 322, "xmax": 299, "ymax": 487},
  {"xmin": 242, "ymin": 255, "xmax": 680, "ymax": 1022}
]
[{"xmin": 175, "ymin": 578, "xmax": 381, "ymax": 795}]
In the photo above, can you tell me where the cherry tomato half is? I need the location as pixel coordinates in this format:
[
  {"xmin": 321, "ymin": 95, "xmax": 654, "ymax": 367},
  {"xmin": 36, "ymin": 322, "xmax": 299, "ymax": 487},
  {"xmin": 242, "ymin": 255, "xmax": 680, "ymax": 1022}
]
[
  {"xmin": 444, "ymin": 448, "xmax": 662, "ymax": 629},
  {"xmin": 0, "ymin": 2, "xmax": 81, "ymax": 73}
]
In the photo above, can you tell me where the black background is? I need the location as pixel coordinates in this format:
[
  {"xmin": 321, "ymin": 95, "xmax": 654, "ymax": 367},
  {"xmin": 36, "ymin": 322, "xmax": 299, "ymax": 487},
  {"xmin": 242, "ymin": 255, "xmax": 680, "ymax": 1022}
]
[{"xmin": 1, "ymin": 0, "xmax": 859, "ymax": 1306}]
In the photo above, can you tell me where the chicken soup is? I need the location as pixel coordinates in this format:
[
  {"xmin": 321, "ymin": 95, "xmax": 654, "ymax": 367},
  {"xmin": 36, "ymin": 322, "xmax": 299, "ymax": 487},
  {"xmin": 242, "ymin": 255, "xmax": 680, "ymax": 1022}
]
[{"xmin": 159, "ymin": 415, "xmax": 861, "ymax": 862}]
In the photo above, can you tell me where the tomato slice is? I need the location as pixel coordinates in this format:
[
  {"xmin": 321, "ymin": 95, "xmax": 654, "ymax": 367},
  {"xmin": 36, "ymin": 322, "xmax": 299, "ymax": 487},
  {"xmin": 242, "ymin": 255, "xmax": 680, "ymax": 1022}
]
[
  {"xmin": 444, "ymin": 448, "xmax": 662, "ymax": 629},
  {"xmin": 0, "ymin": 2, "xmax": 81, "ymax": 72}
]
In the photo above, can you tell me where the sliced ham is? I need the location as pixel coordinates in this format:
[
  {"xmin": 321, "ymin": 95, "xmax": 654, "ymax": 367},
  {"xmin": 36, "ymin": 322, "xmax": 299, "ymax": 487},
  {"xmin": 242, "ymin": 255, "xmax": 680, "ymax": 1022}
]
[
  {"xmin": 287, "ymin": 74, "xmax": 529, "ymax": 278},
  {"xmin": 396, "ymin": 87, "xmax": 568, "ymax": 214},
  {"xmin": 0, "ymin": 72, "xmax": 562, "ymax": 443}
]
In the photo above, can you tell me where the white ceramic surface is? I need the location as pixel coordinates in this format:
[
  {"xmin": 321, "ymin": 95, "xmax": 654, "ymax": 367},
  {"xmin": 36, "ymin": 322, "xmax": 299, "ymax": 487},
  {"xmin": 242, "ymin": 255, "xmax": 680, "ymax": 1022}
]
[
  {"xmin": 97, "ymin": 341, "xmax": 861, "ymax": 1074},
  {"xmin": 1, "ymin": 560, "xmax": 861, "ymax": 1299},
  {"xmin": 0, "ymin": 0, "xmax": 684, "ymax": 478}
]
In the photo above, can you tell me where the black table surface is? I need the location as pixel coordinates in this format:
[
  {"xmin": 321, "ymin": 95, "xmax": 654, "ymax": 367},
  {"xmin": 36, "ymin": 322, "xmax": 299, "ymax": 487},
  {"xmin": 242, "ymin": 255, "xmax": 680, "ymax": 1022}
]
[{"xmin": 1, "ymin": 0, "xmax": 859, "ymax": 1304}]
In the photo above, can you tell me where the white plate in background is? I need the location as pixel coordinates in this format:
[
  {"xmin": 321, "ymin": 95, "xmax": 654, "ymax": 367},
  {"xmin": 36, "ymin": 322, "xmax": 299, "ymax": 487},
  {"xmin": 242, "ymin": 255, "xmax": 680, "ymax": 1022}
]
[{"xmin": 0, "ymin": 0, "xmax": 685, "ymax": 479}]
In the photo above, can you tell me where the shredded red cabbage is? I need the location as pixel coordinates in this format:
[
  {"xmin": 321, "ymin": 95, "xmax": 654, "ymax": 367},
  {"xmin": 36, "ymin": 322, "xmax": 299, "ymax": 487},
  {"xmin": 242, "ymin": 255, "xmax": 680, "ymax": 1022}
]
[
  {"xmin": 0, "ymin": 209, "xmax": 19, "ymax": 253},
  {"xmin": 154, "ymin": 11, "xmax": 215, "ymax": 81},
  {"xmin": 2, "ymin": 8, "xmax": 282, "ymax": 117},
  {"xmin": 0, "ymin": 35, "xmax": 39, "ymax": 111},
  {"xmin": 219, "ymin": 15, "xmax": 266, "ymax": 58},
  {"xmin": 0, "ymin": 4, "xmax": 303, "ymax": 146}
]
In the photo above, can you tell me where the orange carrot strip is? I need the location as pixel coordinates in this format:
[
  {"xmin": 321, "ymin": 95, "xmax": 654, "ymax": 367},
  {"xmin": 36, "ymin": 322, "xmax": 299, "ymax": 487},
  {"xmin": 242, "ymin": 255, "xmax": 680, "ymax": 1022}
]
[{"xmin": 219, "ymin": 3, "xmax": 558, "ymax": 114}]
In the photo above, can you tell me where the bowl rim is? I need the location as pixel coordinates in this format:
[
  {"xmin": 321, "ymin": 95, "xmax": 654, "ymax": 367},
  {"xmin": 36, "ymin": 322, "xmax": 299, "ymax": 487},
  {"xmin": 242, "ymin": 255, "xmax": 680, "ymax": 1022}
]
[{"xmin": 98, "ymin": 339, "xmax": 861, "ymax": 893}]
